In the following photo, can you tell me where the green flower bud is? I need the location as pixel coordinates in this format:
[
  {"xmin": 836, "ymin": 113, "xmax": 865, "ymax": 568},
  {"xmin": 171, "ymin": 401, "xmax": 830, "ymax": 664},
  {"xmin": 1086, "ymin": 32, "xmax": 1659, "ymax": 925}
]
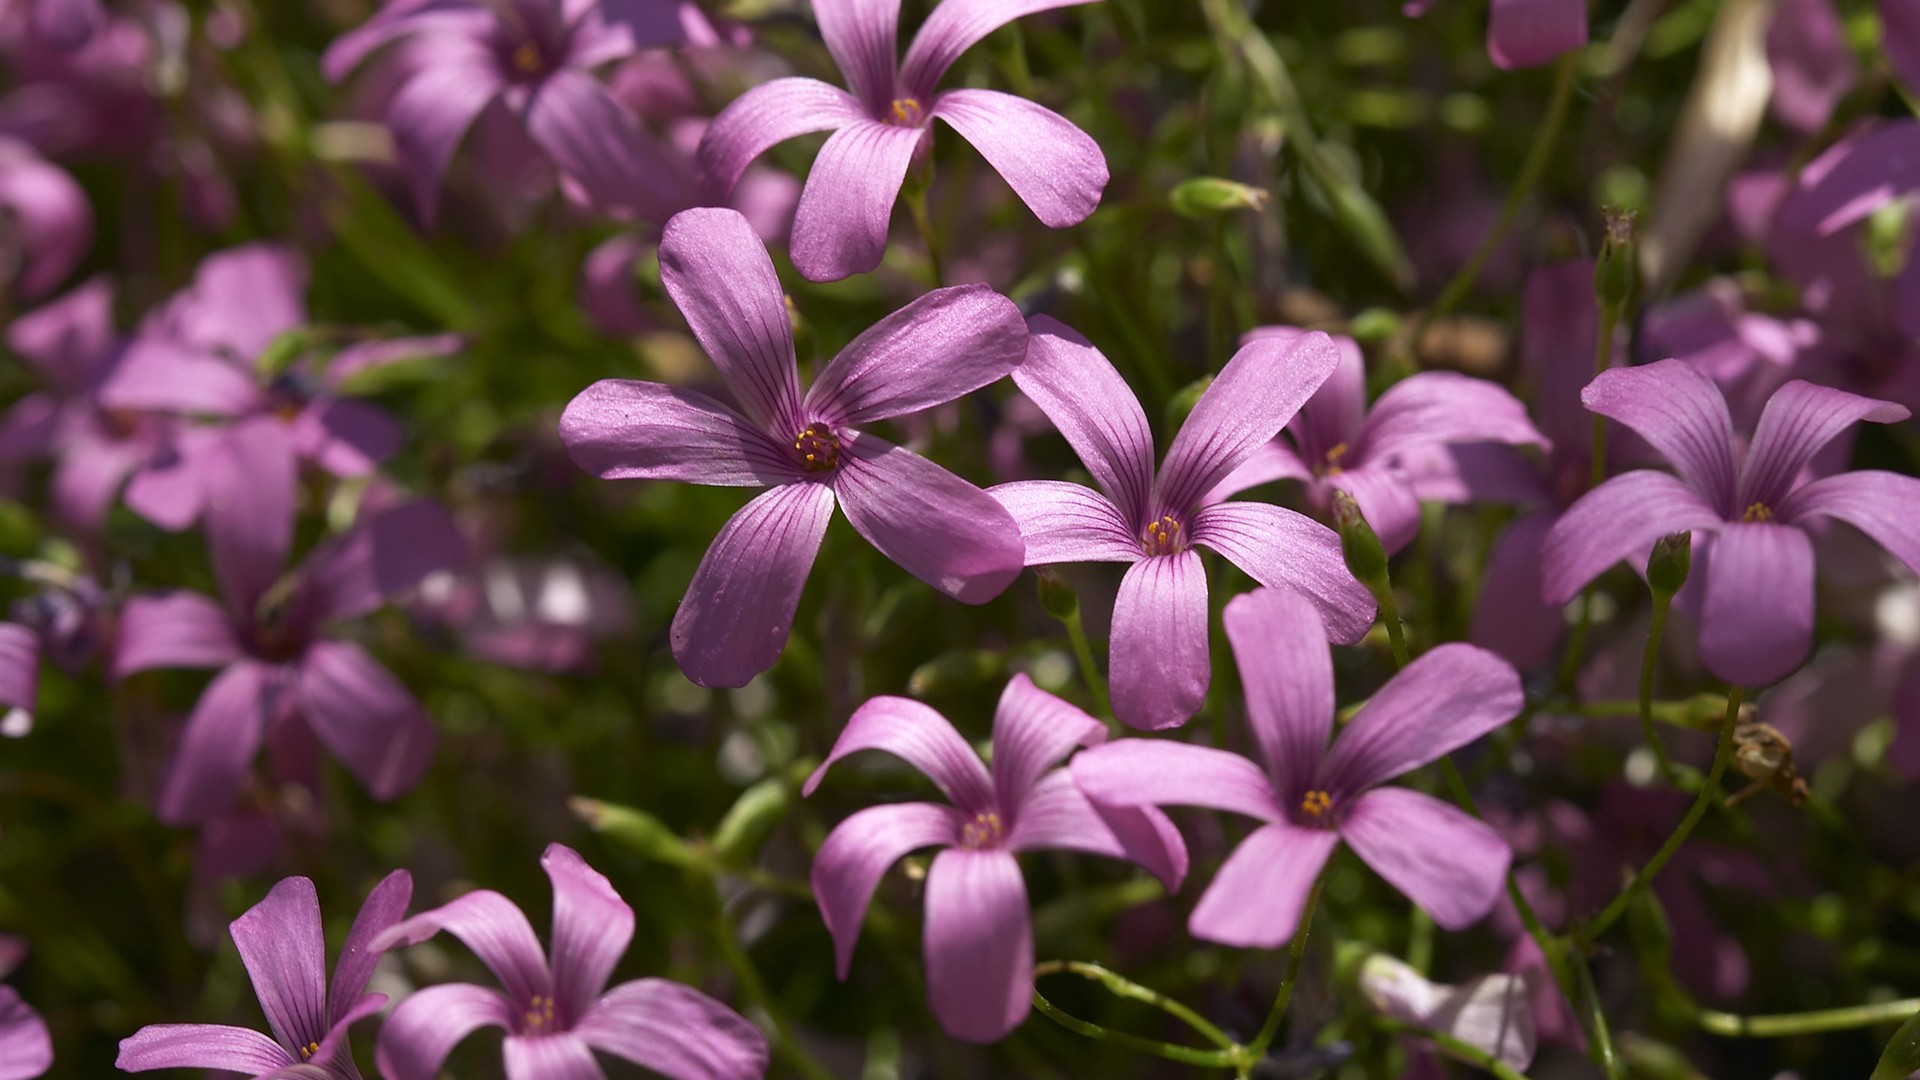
[
  {"xmin": 1036, "ymin": 568, "xmax": 1079, "ymax": 621},
  {"xmin": 1170, "ymin": 177, "xmax": 1270, "ymax": 218},
  {"xmin": 1595, "ymin": 206, "xmax": 1638, "ymax": 312},
  {"xmin": 569, "ymin": 797, "xmax": 696, "ymax": 868},
  {"xmin": 1871, "ymin": 1007, "xmax": 1920, "ymax": 1080},
  {"xmin": 710, "ymin": 778, "xmax": 790, "ymax": 863},
  {"xmin": 909, "ymin": 648, "xmax": 1006, "ymax": 697},
  {"xmin": 1647, "ymin": 531, "xmax": 1691, "ymax": 597},
  {"xmin": 1332, "ymin": 490, "xmax": 1391, "ymax": 601}
]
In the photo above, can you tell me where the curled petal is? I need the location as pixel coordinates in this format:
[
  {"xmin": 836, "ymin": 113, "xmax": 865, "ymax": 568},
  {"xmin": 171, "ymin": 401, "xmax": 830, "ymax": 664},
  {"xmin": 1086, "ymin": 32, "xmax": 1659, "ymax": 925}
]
[
  {"xmin": 1356, "ymin": 371, "xmax": 1548, "ymax": 465},
  {"xmin": 116, "ymin": 1021, "xmax": 291, "ymax": 1075},
  {"xmin": 374, "ymin": 983, "xmax": 516, "ymax": 1080},
  {"xmin": 900, "ymin": 0, "xmax": 1096, "ymax": 95},
  {"xmin": 1188, "ymin": 823, "xmax": 1340, "ymax": 948},
  {"xmin": 788, "ymin": 120, "xmax": 925, "ymax": 283},
  {"xmin": 923, "ymin": 848, "xmax": 1031, "ymax": 1044},
  {"xmin": 1737, "ymin": 381, "xmax": 1909, "ymax": 510},
  {"xmin": 697, "ymin": 77, "xmax": 863, "ymax": 197},
  {"xmin": 989, "ymin": 481, "xmax": 1142, "ymax": 564},
  {"xmin": 806, "ymin": 284, "xmax": 1026, "ymax": 427},
  {"xmin": 989, "ymin": 673, "xmax": 1104, "ymax": 815},
  {"xmin": 931, "ymin": 90, "xmax": 1105, "ymax": 227},
  {"xmin": 804, "ymin": 695, "xmax": 994, "ymax": 812},
  {"xmin": 372, "ymin": 892, "xmax": 553, "ymax": 1008},
  {"xmin": 1698, "ymin": 522, "xmax": 1814, "ymax": 687},
  {"xmin": 811, "ymin": 802, "xmax": 962, "ymax": 978},
  {"xmin": 1109, "ymin": 551, "xmax": 1209, "ymax": 731},
  {"xmin": 1319, "ymin": 644, "xmax": 1523, "ymax": 797},
  {"xmin": 831, "ymin": 432, "xmax": 1024, "ymax": 604},
  {"xmin": 1191, "ymin": 501, "xmax": 1375, "ymax": 643},
  {"xmin": 1540, "ymin": 470, "xmax": 1724, "ymax": 605},
  {"xmin": 574, "ymin": 979, "xmax": 770, "ymax": 1080},
  {"xmin": 1780, "ymin": 470, "xmax": 1920, "ymax": 575},
  {"xmin": 1580, "ymin": 359, "xmax": 1737, "ymax": 512},
  {"xmin": 541, "ymin": 843, "xmax": 637, "ymax": 1020},
  {"xmin": 1340, "ymin": 787, "xmax": 1512, "ymax": 930},
  {"xmin": 1005, "ymin": 771, "xmax": 1187, "ymax": 891},
  {"xmin": 331, "ymin": 869, "xmax": 414, "ymax": 1021},
  {"xmin": 1013, "ymin": 317, "xmax": 1156, "ymax": 522},
  {"xmin": 230, "ymin": 876, "xmax": 330, "ymax": 1053}
]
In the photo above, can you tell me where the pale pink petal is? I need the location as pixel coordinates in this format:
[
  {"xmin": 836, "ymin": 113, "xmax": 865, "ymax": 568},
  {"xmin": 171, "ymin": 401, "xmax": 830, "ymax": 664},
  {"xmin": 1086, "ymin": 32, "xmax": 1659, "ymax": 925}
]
[
  {"xmin": 1013, "ymin": 316, "xmax": 1156, "ymax": 522},
  {"xmin": 1191, "ymin": 501, "xmax": 1376, "ymax": 643},
  {"xmin": 811, "ymin": 802, "xmax": 962, "ymax": 977},
  {"xmin": 900, "ymin": 0, "xmax": 1095, "ymax": 95},
  {"xmin": 930, "ymin": 89, "xmax": 1105, "ymax": 227},
  {"xmin": 1188, "ymin": 823, "xmax": 1340, "ymax": 948},
  {"xmin": 1319, "ymin": 644, "xmax": 1524, "ymax": 797},
  {"xmin": 116, "ymin": 1022, "xmax": 292, "ymax": 1074},
  {"xmin": 1223, "ymin": 586, "xmax": 1335, "ymax": 797},
  {"xmin": 230, "ymin": 876, "xmax": 329, "ymax": 1051},
  {"xmin": 113, "ymin": 591, "xmax": 241, "ymax": 677},
  {"xmin": 1109, "ymin": 551, "xmax": 1209, "ymax": 731},
  {"xmin": 788, "ymin": 120, "xmax": 925, "ymax": 283},
  {"xmin": 1540, "ymin": 470, "xmax": 1725, "ymax": 605},
  {"xmin": 672, "ymin": 482, "xmax": 837, "ymax": 687},
  {"xmin": 922, "ymin": 848, "xmax": 1031, "ymax": 1043},
  {"xmin": 559, "ymin": 380, "xmax": 797, "ymax": 486},
  {"xmin": 805, "ymin": 283, "xmax": 1026, "ymax": 426},
  {"xmin": 1355, "ymin": 371, "xmax": 1548, "ymax": 466},
  {"xmin": 1698, "ymin": 522, "xmax": 1815, "ymax": 686},
  {"xmin": 1004, "ymin": 771, "xmax": 1187, "ymax": 891},
  {"xmin": 804, "ymin": 695, "xmax": 995, "ymax": 811},
  {"xmin": 1069, "ymin": 740, "xmax": 1285, "ymax": 823},
  {"xmin": 988, "ymin": 481, "xmax": 1142, "ymax": 564},
  {"xmin": 657, "ymin": 207, "xmax": 805, "ymax": 436},
  {"xmin": 1340, "ymin": 787, "xmax": 1511, "ymax": 929},
  {"xmin": 696, "ymin": 77, "xmax": 864, "ymax": 197},
  {"xmin": 830, "ymin": 431, "xmax": 1024, "ymax": 603},
  {"xmin": 574, "ymin": 979, "xmax": 770, "ymax": 1080}
]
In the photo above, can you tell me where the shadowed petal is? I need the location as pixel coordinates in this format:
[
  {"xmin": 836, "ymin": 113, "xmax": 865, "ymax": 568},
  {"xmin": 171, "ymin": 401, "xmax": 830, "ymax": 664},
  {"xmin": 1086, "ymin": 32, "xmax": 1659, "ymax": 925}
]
[
  {"xmin": 1767, "ymin": 0, "xmax": 1858, "ymax": 134},
  {"xmin": 116, "ymin": 1022, "xmax": 291, "ymax": 1074},
  {"xmin": 1737, "ymin": 381, "xmax": 1909, "ymax": 509},
  {"xmin": 1487, "ymin": 0, "xmax": 1588, "ymax": 70},
  {"xmin": 1257, "ymin": 327, "xmax": 1366, "ymax": 462},
  {"xmin": 373, "ymin": 892, "xmax": 553, "ymax": 1007},
  {"xmin": 931, "ymin": 90, "xmax": 1105, "ymax": 227},
  {"xmin": 1540, "ymin": 471, "xmax": 1725, "ymax": 604},
  {"xmin": 990, "ymin": 673, "xmax": 1105, "ymax": 814},
  {"xmin": 813, "ymin": 0, "xmax": 899, "ymax": 109},
  {"xmin": 1469, "ymin": 511, "xmax": 1563, "ymax": 669},
  {"xmin": 293, "ymin": 398, "xmax": 403, "ymax": 478},
  {"xmin": 1006, "ymin": 771, "xmax": 1187, "ymax": 890},
  {"xmin": 811, "ymin": 802, "xmax": 962, "ymax": 977},
  {"xmin": 114, "ymin": 591, "xmax": 241, "ymax": 677},
  {"xmin": 374, "ymin": 983, "xmax": 515, "ymax": 1080},
  {"xmin": 559, "ymin": 379, "xmax": 796, "ymax": 486},
  {"xmin": 1110, "ymin": 551, "xmax": 1209, "ymax": 731},
  {"xmin": 1781, "ymin": 470, "xmax": 1920, "ymax": 574},
  {"xmin": 923, "ymin": 848, "xmax": 1031, "ymax": 1044},
  {"xmin": 157, "ymin": 661, "xmax": 279, "ymax": 826},
  {"xmin": 697, "ymin": 77, "xmax": 864, "ymax": 196},
  {"xmin": 387, "ymin": 52, "xmax": 503, "ymax": 226},
  {"xmin": 1320, "ymin": 644, "xmax": 1523, "ymax": 797},
  {"xmin": 575, "ymin": 979, "xmax": 770, "ymax": 1080},
  {"xmin": 297, "ymin": 499, "xmax": 467, "ymax": 626},
  {"xmin": 900, "ymin": 0, "xmax": 1095, "ymax": 95},
  {"xmin": 99, "ymin": 337, "xmax": 263, "ymax": 416},
  {"xmin": 0, "ymin": 140, "xmax": 89, "ymax": 300},
  {"xmin": 0, "ymin": 624, "xmax": 34, "ymax": 729},
  {"xmin": 330, "ymin": 870, "xmax": 413, "ymax": 1022},
  {"xmin": 1156, "ymin": 331, "xmax": 1341, "ymax": 515},
  {"xmin": 319, "ymin": 1, "xmax": 494, "ymax": 81},
  {"xmin": 1699, "ymin": 522, "xmax": 1815, "ymax": 686},
  {"xmin": 1203, "ymin": 438, "xmax": 1314, "ymax": 504},
  {"xmin": 658, "ymin": 207, "xmax": 805, "ymax": 435},
  {"xmin": 202, "ymin": 419, "xmax": 298, "ymax": 617},
  {"xmin": 231, "ymin": 876, "xmax": 329, "ymax": 1052},
  {"xmin": 1340, "ymin": 787, "xmax": 1511, "ymax": 929},
  {"xmin": 1191, "ymin": 502, "xmax": 1376, "ymax": 643},
  {"xmin": 1580, "ymin": 359, "xmax": 1737, "ymax": 512},
  {"xmin": 1188, "ymin": 823, "xmax": 1340, "ymax": 948},
  {"xmin": 1356, "ymin": 371, "xmax": 1548, "ymax": 465},
  {"xmin": 1224, "ymin": 586, "xmax": 1335, "ymax": 797},
  {"xmin": 1069, "ymin": 741, "xmax": 1285, "ymax": 823},
  {"xmin": 1883, "ymin": 0, "xmax": 1920, "ymax": 96},
  {"xmin": 1014, "ymin": 317, "xmax": 1156, "ymax": 522},
  {"xmin": 804, "ymin": 695, "xmax": 994, "ymax": 811},
  {"xmin": 806, "ymin": 284, "xmax": 1026, "ymax": 426},
  {"xmin": 524, "ymin": 70, "xmax": 675, "ymax": 216},
  {"xmin": 671, "ymin": 481, "xmax": 836, "ymax": 688},
  {"xmin": 541, "ymin": 844, "xmax": 636, "ymax": 1021},
  {"xmin": 295, "ymin": 641, "xmax": 437, "ymax": 801},
  {"xmin": 1775, "ymin": 122, "xmax": 1920, "ymax": 237},
  {"xmin": 789, "ymin": 120, "xmax": 924, "ymax": 283},
  {"xmin": 7, "ymin": 275, "xmax": 113, "ymax": 386},
  {"xmin": 0, "ymin": 988, "xmax": 50, "ymax": 1080},
  {"xmin": 1329, "ymin": 463, "xmax": 1425, "ymax": 555},
  {"xmin": 989, "ymin": 481, "xmax": 1141, "ymax": 563},
  {"xmin": 832, "ymin": 431, "xmax": 1024, "ymax": 603}
]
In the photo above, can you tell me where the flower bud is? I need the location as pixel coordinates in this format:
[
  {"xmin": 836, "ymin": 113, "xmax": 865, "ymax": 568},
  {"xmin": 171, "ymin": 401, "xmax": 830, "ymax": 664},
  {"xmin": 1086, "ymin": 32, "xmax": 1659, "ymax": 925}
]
[
  {"xmin": 1871, "ymin": 1008, "xmax": 1920, "ymax": 1080},
  {"xmin": 908, "ymin": 648, "xmax": 1005, "ymax": 696},
  {"xmin": 1036, "ymin": 568, "xmax": 1079, "ymax": 621},
  {"xmin": 1170, "ymin": 177, "xmax": 1270, "ymax": 218},
  {"xmin": 1595, "ymin": 206, "xmax": 1638, "ymax": 312},
  {"xmin": 711, "ymin": 778, "xmax": 790, "ymax": 862},
  {"xmin": 1646, "ymin": 532, "xmax": 1691, "ymax": 597},
  {"xmin": 1332, "ymin": 490, "xmax": 1391, "ymax": 601},
  {"xmin": 1164, "ymin": 374, "xmax": 1213, "ymax": 434},
  {"xmin": 569, "ymin": 797, "xmax": 696, "ymax": 868}
]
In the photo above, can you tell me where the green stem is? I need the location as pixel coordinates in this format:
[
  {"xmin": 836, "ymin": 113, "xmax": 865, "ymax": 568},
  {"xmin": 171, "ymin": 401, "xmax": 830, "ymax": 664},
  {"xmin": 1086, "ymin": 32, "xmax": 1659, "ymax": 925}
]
[
  {"xmin": 711, "ymin": 910, "xmax": 837, "ymax": 1080},
  {"xmin": 1637, "ymin": 594, "xmax": 1683, "ymax": 786},
  {"xmin": 1062, "ymin": 608, "xmax": 1114, "ymax": 724},
  {"xmin": 1572, "ymin": 951, "xmax": 1625, "ymax": 1079},
  {"xmin": 1371, "ymin": 1018, "xmax": 1536, "ymax": 1080},
  {"xmin": 1029, "ymin": 990, "xmax": 1240, "ymax": 1069},
  {"xmin": 1581, "ymin": 687, "xmax": 1744, "ymax": 944},
  {"xmin": 1246, "ymin": 871, "xmax": 1328, "ymax": 1062},
  {"xmin": 1416, "ymin": 53, "xmax": 1579, "ymax": 333},
  {"xmin": 1032, "ymin": 961, "xmax": 1235, "ymax": 1050},
  {"xmin": 904, "ymin": 184, "xmax": 944, "ymax": 287},
  {"xmin": 1378, "ymin": 584, "xmax": 1413, "ymax": 669},
  {"xmin": 1679, "ymin": 995, "xmax": 1920, "ymax": 1038}
]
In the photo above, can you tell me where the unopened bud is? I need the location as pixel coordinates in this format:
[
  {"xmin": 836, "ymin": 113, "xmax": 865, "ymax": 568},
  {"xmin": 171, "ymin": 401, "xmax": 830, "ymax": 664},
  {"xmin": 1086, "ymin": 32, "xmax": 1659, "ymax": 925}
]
[
  {"xmin": 1871, "ymin": 1007, "xmax": 1920, "ymax": 1080},
  {"xmin": 1164, "ymin": 374, "xmax": 1213, "ymax": 434},
  {"xmin": 1170, "ymin": 177, "xmax": 1270, "ymax": 218},
  {"xmin": 710, "ymin": 778, "xmax": 790, "ymax": 862},
  {"xmin": 569, "ymin": 797, "xmax": 696, "ymax": 868},
  {"xmin": 1332, "ymin": 490, "xmax": 1391, "ymax": 600},
  {"xmin": 1646, "ymin": 532, "xmax": 1691, "ymax": 597},
  {"xmin": 909, "ymin": 648, "xmax": 1005, "ymax": 696},
  {"xmin": 1595, "ymin": 206, "xmax": 1638, "ymax": 312},
  {"xmin": 1036, "ymin": 568, "xmax": 1079, "ymax": 621},
  {"xmin": 255, "ymin": 328, "xmax": 311, "ymax": 379}
]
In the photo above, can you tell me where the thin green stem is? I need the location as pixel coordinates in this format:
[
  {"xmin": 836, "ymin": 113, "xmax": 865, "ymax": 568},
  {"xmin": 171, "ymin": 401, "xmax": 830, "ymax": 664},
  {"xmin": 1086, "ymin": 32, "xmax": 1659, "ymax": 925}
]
[
  {"xmin": 1416, "ymin": 53, "xmax": 1579, "ymax": 334},
  {"xmin": 1032, "ymin": 961, "xmax": 1235, "ymax": 1050},
  {"xmin": 1371, "ymin": 1018, "xmax": 1536, "ymax": 1080},
  {"xmin": 1062, "ymin": 609, "xmax": 1114, "ymax": 724},
  {"xmin": 1677, "ymin": 994, "xmax": 1920, "ymax": 1038},
  {"xmin": 1555, "ymin": 590, "xmax": 1595, "ymax": 699},
  {"xmin": 1378, "ymin": 585, "xmax": 1413, "ymax": 669},
  {"xmin": 711, "ymin": 910, "xmax": 838, "ymax": 1080},
  {"xmin": 1572, "ymin": 951, "xmax": 1625, "ymax": 1079},
  {"xmin": 1246, "ymin": 870, "xmax": 1328, "ymax": 1061},
  {"xmin": 1637, "ymin": 594, "xmax": 1682, "ymax": 786},
  {"xmin": 1029, "ymin": 990, "xmax": 1239, "ymax": 1069},
  {"xmin": 1582, "ymin": 687, "xmax": 1744, "ymax": 943},
  {"xmin": 904, "ymin": 184, "xmax": 944, "ymax": 287}
]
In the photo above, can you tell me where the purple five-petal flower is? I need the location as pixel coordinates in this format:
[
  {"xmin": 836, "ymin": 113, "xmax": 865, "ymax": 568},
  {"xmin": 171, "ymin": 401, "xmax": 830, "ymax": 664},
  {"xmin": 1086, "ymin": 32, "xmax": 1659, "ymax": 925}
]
[
  {"xmin": 117, "ymin": 870, "xmax": 412, "ymax": 1080},
  {"xmin": 1072, "ymin": 586, "xmax": 1521, "ymax": 947},
  {"xmin": 1541, "ymin": 359, "xmax": 1920, "ymax": 686},
  {"xmin": 1208, "ymin": 326, "xmax": 1549, "ymax": 556},
  {"xmin": 989, "ymin": 317, "xmax": 1375, "ymax": 731},
  {"xmin": 697, "ymin": 0, "xmax": 1108, "ymax": 282},
  {"xmin": 112, "ymin": 419, "xmax": 463, "ymax": 824},
  {"xmin": 559, "ymin": 206, "xmax": 1026, "ymax": 687},
  {"xmin": 806, "ymin": 673, "xmax": 1186, "ymax": 1043},
  {"xmin": 371, "ymin": 843, "xmax": 769, "ymax": 1080}
]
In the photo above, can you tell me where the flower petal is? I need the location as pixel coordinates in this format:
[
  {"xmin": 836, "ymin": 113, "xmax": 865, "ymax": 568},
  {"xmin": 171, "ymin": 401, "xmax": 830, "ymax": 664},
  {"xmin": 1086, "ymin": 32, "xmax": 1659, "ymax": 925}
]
[
  {"xmin": 1468, "ymin": 511, "xmax": 1563, "ymax": 670},
  {"xmin": 0, "ymin": 987, "xmax": 50, "ymax": 1080},
  {"xmin": 374, "ymin": 983, "xmax": 516, "ymax": 1080},
  {"xmin": 1202, "ymin": 438, "xmax": 1314, "ymax": 503},
  {"xmin": 319, "ymin": 1, "xmax": 494, "ymax": 81},
  {"xmin": 330, "ymin": 869, "xmax": 413, "ymax": 1023},
  {"xmin": 1223, "ymin": 586, "xmax": 1335, "ymax": 798},
  {"xmin": 811, "ymin": 802, "xmax": 963, "ymax": 978},
  {"xmin": 1329, "ymin": 463, "xmax": 1425, "ymax": 555},
  {"xmin": 1319, "ymin": 644, "xmax": 1523, "ymax": 797},
  {"xmin": 387, "ymin": 53, "xmax": 503, "ymax": 227},
  {"xmin": 812, "ymin": 0, "xmax": 900, "ymax": 109},
  {"xmin": 805, "ymin": 283, "xmax": 1026, "ymax": 426},
  {"xmin": 989, "ymin": 672, "xmax": 1105, "ymax": 808},
  {"xmin": 294, "ymin": 641, "xmax": 437, "ymax": 801},
  {"xmin": 1882, "ymin": 0, "xmax": 1920, "ymax": 97},
  {"xmin": 292, "ymin": 398, "xmax": 402, "ymax": 478},
  {"xmin": 1486, "ymin": 0, "xmax": 1588, "ymax": 70},
  {"xmin": 1780, "ymin": 470, "xmax": 1920, "ymax": 575},
  {"xmin": 1737, "ymin": 380, "xmax": 1909, "ymax": 510},
  {"xmin": 988, "ymin": 481, "xmax": 1142, "ymax": 564},
  {"xmin": 696, "ymin": 77, "xmax": 864, "ymax": 197},
  {"xmin": 804, "ymin": 695, "xmax": 995, "ymax": 811},
  {"xmin": 1766, "ymin": 0, "xmax": 1859, "ymax": 135},
  {"xmin": 900, "ymin": 0, "xmax": 1095, "ymax": 95},
  {"xmin": 1340, "ymin": 787, "xmax": 1512, "ymax": 930},
  {"xmin": 114, "ymin": 591, "xmax": 241, "ymax": 677},
  {"xmin": 1355, "ymin": 371, "xmax": 1548, "ymax": 466},
  {"xmin": 372, "ymin": 891, "xmax": 553, "ymax": 1007},
  {"xmin": 296, "ymin": 499, "xmax": 467, "ymax": 626},
  {"xmin": 1188, "ymin": 822, "xmax": 1340, "ymax": 948},
  {"xmin": 202, "ymin": 419, "xmax": 299, "ymax": 617},
  {"xmin": 1005, "ymin": 771, "xmax": 1188, "ymax": 890},
  {"xmin": 1069, "ymin": 740, "xmax": 1284, "ymax": 823},
  {"xmin": 123, "ymin": 427, "xmax": 219, "ymax": 532},
  {"xmin": 1775, "ymin": 122, "xmax": 1920, "ymax": 237},
  {"xmin": 0, "ymin": 140, "xmax": 90, "ymax": 300},
  {"xmin": 671, "ymin": 481, "xmax": 836, "ymax": 688},
  {"xmin": 658, "ymin": 207, "xmax": 805, "ymax": 436},
  {"xmin": 0, "ymin": 624, "xmax": 35, "ymax": 725},
  {"xmin": 789, "ymin": 120, "xmax": 924, "ymax": 283},
  {"xmin": 1109, "ymin": 551, "xmax": 1209, "ymax": 731},
  {"xmin": 1013, "ymin": 316, "xmax": 1156, "ymax": 523},
  {"xmin": 923, "ymin": 848, "xmax": 1031, "ymax": 1044},
  {"xmin": 831, "ymin": 430, "xmax": 1024, "ymax": 603},
  {"xmin": 1579, "ymin": 359, "xmax": 1737, "ymax": 513},
  {"xmin": 523, "ymin": 69, "xmax": 676, "ymax": 217},
  {"xmin": 98, "ymin": 337, "xmax": 264, "ymax": 416},
  {"xmin": 574, "ymin": 979, "xmax": 770, "ymax": 1080},
  {"xmin": 540, "ymin": 843, "xmax": 636, "ymax": 1021},
  {"xmin": 1258, "ymin": 327, "xmax": 1366, "ymax": 461},
  {"xmin": 1156, "ymin": 330, "xmax": 1341, "ymax": 516},
  {"xmin": 1699, "ymin": 521, "xmax": 1815, "ymax": 687},
  {"xmin": 157, "ymin": 661, "xmax": 279, "ymax": 826},
  {"xmin": 231, "ymin": 875, "xmax": 330, "ymax": 1053},
  {"xmin": 1540, "ymin": 470, "xmax": 1725, "ymax": 605},
  {"xmin": 6, "ymin": 275, "xmax": 113, "ymax": 386},
  {"xmin": 559, "ymin": 379, "xmax": 797, "ymax": 486},
  {"xmin": 115, "ymin": 1022, "xmax": 291, "ymax": 1075},
  {"xmin": 930, "ymin": 89, "xmax": 1105, "ymax": 227},
  {"xmin": 1191, "ymin": 501, "xmax": 1376, "ymax": 643}
]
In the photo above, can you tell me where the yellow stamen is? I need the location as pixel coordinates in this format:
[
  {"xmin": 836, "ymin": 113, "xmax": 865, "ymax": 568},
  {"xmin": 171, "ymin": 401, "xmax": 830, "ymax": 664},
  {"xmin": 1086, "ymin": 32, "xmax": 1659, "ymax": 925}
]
[
  {"xmin": 511, "ymin": 40, "xmax": 543, "ymax": 75},
  {"xmin": 960, "ymin": 811, "xmax": 1004, "ymax": 849},
  {"xmin": 1140, "ymin": 515, "xmax": 1185, "ymax": 556},
  {"xmin": 890, "ymin": 97, "xmax": 924, "ymax": 125},
  {"xmin": 1300, "ymin": 789, "xmax": 1332, "ymax": 820},
  {"xmin": 523, "ymin": 993, "xmax": 557, "ymax": 1030},
  {"xmin": 300, "ymin": 1041, "xmax": 320, "ymax": 1059},
  {"xmin": 1322, "ymin": 442, "xmax": 1349, "ymax": 477},
  {"xmin": 792, "ymin": 425, "xmax": 841, "ymax": 473},
  {"xmin": 1742, "ymin": 501, "xmax": 1774, "ymax": 522}
]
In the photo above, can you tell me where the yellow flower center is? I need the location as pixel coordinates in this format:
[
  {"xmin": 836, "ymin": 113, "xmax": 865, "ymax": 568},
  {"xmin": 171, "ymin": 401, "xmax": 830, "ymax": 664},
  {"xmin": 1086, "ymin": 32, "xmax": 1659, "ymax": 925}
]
[
  {"xmin": 1300, "ymin": 789, "xmax": 1332, "ymax": 821},
  {"xmin": 960, "ymin": 811, "xmax": 1004, "ymax": 849},
  {"xmin": 1140, "ymin": 515, "xmax": 1186, "ymax": 556},
  {"xmin": 300, "ymin": 1041, "xmax": 320, "ymax": 1059},
  {"xmin": 1742, "ymin": 501, "xmax": 1774, "ymax": 522},
  {"xmin": 511, "ymin": 40, "xmax": 544, "ymax": 75},
  {"xmin": 1321, "ymin": 442, "xmax": 1349, "ymax": 477},
  {"xmin": 792, "ymin": 425, "xmax": 841, "ymax": 473},
  {"xmin": 524, "ymin": 993, "xmax": 557, "ymax": 1030},
  {"xmin": 890, "ymin": 97, "xmax": 925, "ymax": 125}
]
